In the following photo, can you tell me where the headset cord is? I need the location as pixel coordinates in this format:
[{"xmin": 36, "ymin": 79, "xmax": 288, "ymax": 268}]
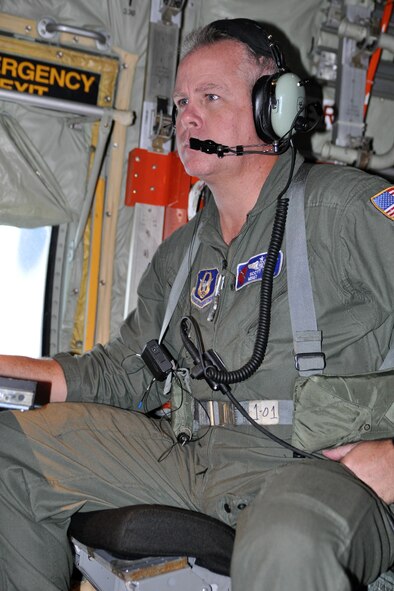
[
  {"xmin": 204, "ymin": 142, "xmax": 297, "ymax": 385},
  {"xmin": 179, "ymin": 315, "xmax": 323, "ymax": 460}
]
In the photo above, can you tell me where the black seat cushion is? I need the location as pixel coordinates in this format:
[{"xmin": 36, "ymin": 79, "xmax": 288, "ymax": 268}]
[{"xmin": 69, "ymin": 504, "xmax": 235, "ymax": 576}]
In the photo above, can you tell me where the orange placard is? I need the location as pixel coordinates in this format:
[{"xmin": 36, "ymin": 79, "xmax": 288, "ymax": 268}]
[{"xmin": 125, "ymin": 148, "xmax": 196, "ymax": 210}]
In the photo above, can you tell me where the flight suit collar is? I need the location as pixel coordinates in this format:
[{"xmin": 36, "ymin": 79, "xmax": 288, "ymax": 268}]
[{"xmin": 199, "ymin": 150, "xmax": 305, "ymax": 248}]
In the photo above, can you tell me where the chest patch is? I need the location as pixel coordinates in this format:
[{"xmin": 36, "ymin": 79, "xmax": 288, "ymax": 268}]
[
  {"xmin": 370, "ymin": 187, "xmax": 394, "ymax": 221},
  {"xmin": 191, "ymin": 268, "xmax": 219, "ymax": 308},
  {"xmin": 236, "ymin": 251, "xmax": 283, "ymax": 291}
]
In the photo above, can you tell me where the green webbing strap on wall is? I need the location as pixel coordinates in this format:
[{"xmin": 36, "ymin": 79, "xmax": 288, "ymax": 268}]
[{"xmin": 286, "ymin": 163, "xmax": 326, "ymax": 377}]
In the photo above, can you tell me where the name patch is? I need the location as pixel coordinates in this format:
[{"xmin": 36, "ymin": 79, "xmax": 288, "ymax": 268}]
[{"xmin": 236, "ymin": 251, "xmax": 283, "ymax": 290}]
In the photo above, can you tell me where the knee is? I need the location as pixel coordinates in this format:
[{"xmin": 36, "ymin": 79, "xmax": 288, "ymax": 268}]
[
  {"xmin": 235, "ymin": 491, "xmax": 343, "ymax": 563},
  {"xmin": 230, "ymin": 461, "xmax": 390, "ymax": 590},
  {"xmin": 232, "ymin": 461, "xmax": 355, "ymax": 568},
  {"xmin": 230, "ymin": 492, "xmax": 348, "ymax": 591}
]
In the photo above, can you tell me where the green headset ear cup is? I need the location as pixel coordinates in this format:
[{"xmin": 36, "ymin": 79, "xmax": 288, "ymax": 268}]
[
  {"xmin": 253, "ymin": 71, "xmax": 306, "ymax": 143},
  {"xmin": 270, "ymin": 72, "xmax": 305, "ymax": 138},
  {"xmin": 252, "ymin": 73, "xmax": 280, "ymax": 143}
]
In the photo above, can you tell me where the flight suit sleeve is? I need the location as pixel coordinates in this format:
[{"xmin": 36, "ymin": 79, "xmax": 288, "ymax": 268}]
[
  {"xmin": 292, "ymin": 170, "xmax": 394, "ymax": 452},
  {"xmin": 337, "ymin": 176, "xmax": 394, "ymax": 352},
  {"xmin": 55, "ymin": 245, "xmax": 171, "ymax": 410}
]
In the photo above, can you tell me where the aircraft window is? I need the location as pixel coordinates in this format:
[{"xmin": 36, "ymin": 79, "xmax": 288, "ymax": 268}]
[{"xmin": 0, "ymin": 226, "xmax": 51, "ymax": 357}]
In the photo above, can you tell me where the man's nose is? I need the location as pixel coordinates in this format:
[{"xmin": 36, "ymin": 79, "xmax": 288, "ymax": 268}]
[{"xmin": 180, "ymin": 104, "xmax": 202, "ymax": 129}]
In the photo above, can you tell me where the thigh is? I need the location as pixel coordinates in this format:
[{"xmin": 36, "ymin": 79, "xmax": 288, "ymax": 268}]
[
  {"xmin": 195, "ymin": 425, "xmax": 300, "ymax": 525},
  {"xmin": 0, "ymin": 402, "xmax": 200, "ymax": 521},
  {"xmin": 232, "ymin": 459, "xmax": 394, "ymax": 590}
]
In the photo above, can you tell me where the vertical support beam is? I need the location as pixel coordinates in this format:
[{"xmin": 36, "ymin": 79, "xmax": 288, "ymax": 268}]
[
  {"xmin": 123, "ymin": 148, "xmax": 193, "ymax": 317},
  {"xmin": 332, "ymin": 2, "xmax": 373, "ymax": 147},
  {"xmin": 124, "ymin": 0, "xmax": 186, "ymax": 318},
  {"xmin": 83, "ymin": 177, "xmax": 105, "ymax": 351},
  {"xmin": 139, "ymin": 0, "xmax": 183, "ymax": 153},
  {"xmin": 95, "ymin": 48, "xmax": 138, "ymax": 344}
]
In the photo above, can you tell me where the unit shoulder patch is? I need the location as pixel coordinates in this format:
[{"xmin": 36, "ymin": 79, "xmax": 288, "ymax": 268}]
[
  {"xmin": 191, "ymin": 268, "xmax": 219, "ymax": 309},
  {"xmin": 370, "ymin": 187, "xmax": 394, "ymax": 221}
]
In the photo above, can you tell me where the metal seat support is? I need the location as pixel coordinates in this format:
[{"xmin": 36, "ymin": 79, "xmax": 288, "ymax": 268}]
[{"xmin": 69, "ymin": 504, "xmax": 234, "ymax": 591}]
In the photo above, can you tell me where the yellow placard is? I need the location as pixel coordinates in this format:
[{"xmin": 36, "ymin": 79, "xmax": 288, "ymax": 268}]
[{"xmin": 0, "ymin": 34, "xmax": 119, "ymax": 107}]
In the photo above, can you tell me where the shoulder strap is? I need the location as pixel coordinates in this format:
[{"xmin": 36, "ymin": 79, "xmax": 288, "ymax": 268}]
[
  {"xmin": 286, "ymin": 163, "xmax": 394, "ymax": 375},
  {"xmin": 159, "ymin": 234, "xmax": 201, "ymax": 344},
  {"xmin": 286, "ymin": 163, "xmax": 326, "ymax": 377}
]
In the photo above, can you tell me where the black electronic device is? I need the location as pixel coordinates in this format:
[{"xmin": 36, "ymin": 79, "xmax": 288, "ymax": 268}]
[
  {"xmin": 0, "ymin": 376, "xmax": 36, "ymax": 410},
  {"xmin": 141, "ymin": 339, "xmax": 174, "ymax": 382}
]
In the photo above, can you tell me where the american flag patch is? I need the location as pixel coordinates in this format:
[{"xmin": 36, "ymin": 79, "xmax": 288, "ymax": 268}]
[{"xmin": 370, "ymin": 187, "xmax": 394, "ymax": 220}]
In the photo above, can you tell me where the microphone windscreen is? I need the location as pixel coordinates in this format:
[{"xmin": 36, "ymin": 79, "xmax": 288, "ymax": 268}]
[{"xmin": 189, "ymin": 138, "xmax": 202, "ymax": 151}]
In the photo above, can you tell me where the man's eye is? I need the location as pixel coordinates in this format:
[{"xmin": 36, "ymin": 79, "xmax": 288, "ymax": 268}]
[
  {"xmin": 177, "ymin": 98, "xmax": 188, "ymax": 108},
  {"xmin": 207, "ymin": 94, "xmax": 219, "ymax": 101}
]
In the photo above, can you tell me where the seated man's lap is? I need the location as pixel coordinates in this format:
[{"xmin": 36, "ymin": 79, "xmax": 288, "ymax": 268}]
[{"xmin": 0, "ymin": 403, "xmax": 200, "ymax": 518}]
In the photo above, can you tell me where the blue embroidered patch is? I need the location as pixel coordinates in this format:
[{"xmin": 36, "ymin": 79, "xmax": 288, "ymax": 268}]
[
  {"xmin": 236, "ymin": 251, "xmax": 283, "ymax": 291},
  {"xmin": 191, "ymin": 268, "xmax": 219, "ymax": 308},
  {"xmin": 370, "ymin": 187, "xmax": 394, "ymax": 220}
]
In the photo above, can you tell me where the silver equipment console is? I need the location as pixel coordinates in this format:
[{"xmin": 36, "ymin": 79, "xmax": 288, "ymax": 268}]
[{"xmin": 0, "ymin": 377, "xmax": 36, "ymax": 410}]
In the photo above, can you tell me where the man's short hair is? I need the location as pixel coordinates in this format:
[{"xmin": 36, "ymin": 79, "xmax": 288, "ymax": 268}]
[{"xmin": 180, "ymin": 18, "xmax": 278, "ymax": 77}]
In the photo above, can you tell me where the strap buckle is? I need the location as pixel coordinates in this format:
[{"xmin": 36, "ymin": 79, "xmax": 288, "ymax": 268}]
[{"xmin": 294, "ymin": 352, "xmax": 326, "ymax": 373}]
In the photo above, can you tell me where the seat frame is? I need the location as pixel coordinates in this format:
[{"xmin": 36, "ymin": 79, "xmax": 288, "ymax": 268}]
[
  {"xmin": 72, "ymin": 539, "xmax": 231, "ymax": 590},
  {"xmin": 69, "ymin": 504, "xmax": 234, "ymax": 591}
]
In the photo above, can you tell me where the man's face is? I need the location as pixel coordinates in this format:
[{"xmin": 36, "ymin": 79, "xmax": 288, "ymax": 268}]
[{"xmin": 173, "ymin": 40, "xmax": 262, "ymax": 180}]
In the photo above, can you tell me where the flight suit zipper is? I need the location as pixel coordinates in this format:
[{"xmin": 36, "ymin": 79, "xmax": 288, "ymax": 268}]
[{"xmin": 207, "ymin": 258, "xmax": 227, "ymax": 323}]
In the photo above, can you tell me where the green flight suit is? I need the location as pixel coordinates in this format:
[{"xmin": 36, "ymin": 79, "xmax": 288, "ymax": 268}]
[{"xmin": 0, "ymin": 151, "xmax": 393, "ymax": 590}]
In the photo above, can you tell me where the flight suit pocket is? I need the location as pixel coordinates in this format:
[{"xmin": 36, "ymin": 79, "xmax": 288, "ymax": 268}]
[{"xmin": 292, "ymin": 370, "xmax": 394, "ymax": 452}]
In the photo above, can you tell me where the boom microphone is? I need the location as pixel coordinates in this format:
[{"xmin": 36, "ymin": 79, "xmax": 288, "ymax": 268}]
[
  {"xmin": 189, "ymin": 101, "xmax": 322, "ymax": 158},
  {"xmin": 189, "ymin": 138, "xmax": 278, "ymax": 157},
  {"xmin": 189, "ymin": 138, "xmax": 231, "ymax": 156}
]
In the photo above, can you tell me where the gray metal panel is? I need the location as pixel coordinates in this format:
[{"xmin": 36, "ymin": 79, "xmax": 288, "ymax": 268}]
[
  {"xmin": 73, "ymin": 540, "xmax": 232, "ymax": 591},
  {"xmin": 124, "ymin": 203, "xmax": 165, "ymax": 317}
]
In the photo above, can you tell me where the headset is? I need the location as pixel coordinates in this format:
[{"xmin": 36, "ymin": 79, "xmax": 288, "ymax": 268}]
[{"xmin": 172, "ymin": 18, "xmax": 307, "ymax": 147}]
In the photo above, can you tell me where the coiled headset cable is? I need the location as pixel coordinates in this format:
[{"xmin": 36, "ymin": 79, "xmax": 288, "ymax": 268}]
[{"xmin": 202, "ymin": 141, "xmax": 296, "ymax": 386}]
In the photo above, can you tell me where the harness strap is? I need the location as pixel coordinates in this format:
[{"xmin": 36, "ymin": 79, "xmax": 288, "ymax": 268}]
[
  {"xmin": 286, "ymin": 163, "xmax": 325, "ymax": 376},
  {"xmin": 159, "ymin": 234, "xmax": 201, "ymax": 344}
]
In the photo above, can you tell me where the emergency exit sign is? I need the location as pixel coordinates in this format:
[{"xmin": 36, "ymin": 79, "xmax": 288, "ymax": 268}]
[{"xmin": 0, "ymin": 52, "xmax": 100, "ymax": 104}]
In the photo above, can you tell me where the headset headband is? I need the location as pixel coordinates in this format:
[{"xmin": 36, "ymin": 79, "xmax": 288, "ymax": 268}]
[{"xmin": 208, "ymin": 18, "xmax": 286, "ymax": 71}]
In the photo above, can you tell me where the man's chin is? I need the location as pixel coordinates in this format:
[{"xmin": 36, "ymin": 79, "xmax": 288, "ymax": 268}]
[{"xmin": 180, "ymin": 153, "xmax": 218, "ymax": 180}]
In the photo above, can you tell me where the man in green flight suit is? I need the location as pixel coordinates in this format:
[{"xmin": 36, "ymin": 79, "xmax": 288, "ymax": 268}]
[{"xmin": 0, "ymin": 17, "xmax": 393, "ymax": 591}]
